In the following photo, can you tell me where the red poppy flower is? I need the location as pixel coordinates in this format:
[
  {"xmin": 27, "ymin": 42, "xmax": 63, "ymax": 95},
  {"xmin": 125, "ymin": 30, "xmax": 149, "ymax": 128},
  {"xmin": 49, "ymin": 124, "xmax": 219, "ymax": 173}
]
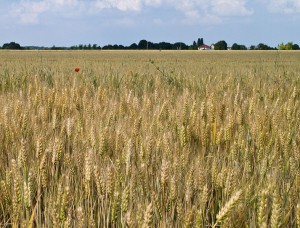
[{"xmin": 75, "ymin": 68, "xmax": 80, "ymax": 72}]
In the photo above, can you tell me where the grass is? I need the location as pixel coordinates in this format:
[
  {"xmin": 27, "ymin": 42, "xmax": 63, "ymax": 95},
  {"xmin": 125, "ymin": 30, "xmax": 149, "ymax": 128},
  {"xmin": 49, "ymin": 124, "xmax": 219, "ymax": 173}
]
[{"xmin": 0, "ymin": 50, "xmax": 300, "ymax": 227}]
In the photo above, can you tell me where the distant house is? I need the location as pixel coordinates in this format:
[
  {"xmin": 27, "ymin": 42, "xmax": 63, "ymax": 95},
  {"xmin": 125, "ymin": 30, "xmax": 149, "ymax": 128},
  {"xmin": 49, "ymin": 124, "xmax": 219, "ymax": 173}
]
[{"xmin": 198, "ymin": 44, "xmax": 215, "ymax": 50}]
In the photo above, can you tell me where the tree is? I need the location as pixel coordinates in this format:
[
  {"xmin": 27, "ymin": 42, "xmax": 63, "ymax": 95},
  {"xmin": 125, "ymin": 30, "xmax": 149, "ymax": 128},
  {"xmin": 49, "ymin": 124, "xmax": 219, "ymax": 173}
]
[
  {"xmin": 240, "ymin": 45, "xmax": 247, "ymax": 50},
  {"xmin": 129, "ymin": 43, "xmax": 138, "ymax": 49},
  {"xmin": 257, "ymin": 43, "xmax": 273, "ymax": 50},
  {"xmin": 231, "ymin": 43, "xmax": 240, "ymax": 50},
  {"xmin": 138, "ymin": 40, "xmax": 148, "ymax": 49},
  {"xmin": 292, "ymin": 44, "xmax": 300, "ymax": 50},
  {"xmin": 2, "ymin": 42, "xmax": 22, "ymax": 50},
  {"xmin": 214, "ymin": 40, "xmax": 228, "ymax": 50},
  {"xmin": 285, "ymin": 42, "xmax": 293, "ymax": 50},
  {"xmin": 278, "ymin": 42, "xmax": 285, "ymax": 50},
  {"xmin": 159, "ymin": 42, "xmax": 172, "ymax": 50},
  {"xmin": 279, "ymin": 42, "xmax": 299, "ymax": 50},
  {"xmin": 102, "ymin": 44, "xmax": 113, "ymax": 50},
  {"xmin": 197, "ymin": 38, "xmax": 204, "ymax": 46},
  {"xmin": 232, "ymin": 43, "xmax": 247, "ymax": 50},
  {"xmin": 92, "ymin": 44, "xmax": 98, "ymax": 49},
  {"xmin": 173, "ymin": 42, "xmax": 188, "ymax": 50},
  {"xmin": 192, "ymin": 41, "xmax": 197, "ymax": 50},
  {"xmin": 147, "ymin": 41, "xmax": 155, "ymax": 50}
]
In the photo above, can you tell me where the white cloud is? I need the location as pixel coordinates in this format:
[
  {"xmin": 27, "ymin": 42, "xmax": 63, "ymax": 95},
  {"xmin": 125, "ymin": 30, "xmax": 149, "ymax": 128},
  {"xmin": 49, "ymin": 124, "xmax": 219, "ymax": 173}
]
[
  {"xmin": 11, "ymin": 0, "xmax": 79, "ymax": 23},
  {"xmin": 170, "ymin": 0, "xmax": 252, "ymax": 24},
  {"xmin": 11, "ymin": 0, "xmax": 253, "ymax": 24},
  {"xmin": 94, "ymin": 0, "xmax": 142, "ymax": 11},
  {"xmin": 12, "ymin": 1, "xmax": 48, "ymax": 23},
  {"xmin": 144, "ymin": 0, "xmax": 162, "ymax": 6},
  {"xmin": 265, "ymin": 0, "xmax": 300, "ymax": 13},
  {"xmin": 211, "ymin": 0, "xmax": 253, "ymax": 16}
]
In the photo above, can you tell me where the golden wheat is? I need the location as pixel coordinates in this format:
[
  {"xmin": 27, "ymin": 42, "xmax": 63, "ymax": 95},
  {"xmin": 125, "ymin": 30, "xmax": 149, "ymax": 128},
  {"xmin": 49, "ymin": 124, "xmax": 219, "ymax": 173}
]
[{"xmin": 0, "ymin": 50, "xmax": 300, "ymax": 227}]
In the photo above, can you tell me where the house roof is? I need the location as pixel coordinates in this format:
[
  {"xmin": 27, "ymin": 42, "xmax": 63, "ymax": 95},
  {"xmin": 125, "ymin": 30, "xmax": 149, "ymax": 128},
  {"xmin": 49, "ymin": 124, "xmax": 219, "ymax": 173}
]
[{"xmin": 199, "ymin": 44, "xmax": 211, "ymax": 48}]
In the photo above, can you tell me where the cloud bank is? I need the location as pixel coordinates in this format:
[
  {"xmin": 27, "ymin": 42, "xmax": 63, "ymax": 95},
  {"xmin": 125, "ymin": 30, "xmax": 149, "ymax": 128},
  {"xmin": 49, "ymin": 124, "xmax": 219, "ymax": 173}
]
[
  {"xmin": 11, "ymin": 0, "xmax": 300, "ymax": 25},
  {"xmin": 11, "ymin": 0, "xmax": 253, "ymax": 24},
  {"xmin": 265, "ymin": 0, "xmax": 300, "ymax": 13}
]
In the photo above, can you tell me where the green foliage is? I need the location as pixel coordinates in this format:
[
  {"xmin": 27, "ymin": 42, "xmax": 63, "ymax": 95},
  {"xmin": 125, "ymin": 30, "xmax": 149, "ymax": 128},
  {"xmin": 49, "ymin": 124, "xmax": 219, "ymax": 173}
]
[
  {"xmin": 232, "ymin": 43, "xmax": 247, "ymax": 50},
  {"xmin": 197, "ymin": 38, "xmax": 204, "ymax": 46},
  {"xmin": 138, "ymin": 40, "xmax": 148, "ymax": 49},
  {"xmin": 192, "ymin": 41, "xmax": 197, "ymax": 50},
  {"xmin": 214, "ymin": 40, "xmax": 228, "ymax": 50},
  {"xmin": 2, "ymin": 42, "xmax": 22, "ymax": 50},
  {"xmin": 2, "ymin": 39, "xmax": 299, "ymax": 51},
  {"xmin": 70, "ymin": 44, "xmax": 101, "ymax": 50},
  {"xmin": 293, "ymin": 44, "xmax": 300, "ymax": 50},
  {"xmin": 129, "ymin": 43, "xmax": 138, "ymax": 49},
  {"xmin": 256, "ymin": 43, "xmax": 274, "ymax": 50},
  {"xmin": 279, "ymin": 42, "xmax": 299, "ymax": 50}
]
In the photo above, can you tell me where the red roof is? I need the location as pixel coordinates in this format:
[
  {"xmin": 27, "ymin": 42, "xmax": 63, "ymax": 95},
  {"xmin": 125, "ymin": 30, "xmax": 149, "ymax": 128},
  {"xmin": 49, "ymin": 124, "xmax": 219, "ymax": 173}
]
[{"xmin": 199, "ymin": 44, "xmax": 211, "ymax": 48}]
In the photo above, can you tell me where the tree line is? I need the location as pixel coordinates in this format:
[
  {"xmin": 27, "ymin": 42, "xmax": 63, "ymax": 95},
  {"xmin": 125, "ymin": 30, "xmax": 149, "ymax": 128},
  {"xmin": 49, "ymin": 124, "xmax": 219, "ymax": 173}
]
[{"xmin": 1, "ymin": 39, "xmax": 299, "ymax": 50}]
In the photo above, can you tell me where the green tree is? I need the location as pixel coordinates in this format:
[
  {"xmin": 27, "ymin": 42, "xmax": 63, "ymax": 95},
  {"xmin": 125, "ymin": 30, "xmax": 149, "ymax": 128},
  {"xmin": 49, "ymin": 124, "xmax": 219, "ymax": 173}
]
[
  {"xmin": 214, "ymin": 40, "xmax": 228, "ymax": 50},
  {"xmin": 285, "ymin": 42, "xmax": 293, "ymax": 50},
  {"xmin": 129, "ymin": 43, "xmax": 138, "ymax": 49},
  {"xmin": 159, "ymin": 42, "xmax": 172, "ymax": 50},
  {"xmin": 138, "ymin": 40, "xmax": 148, "ymax": 49},
  {"xmin": 292, "ymin": 44, "xmax": 300, "ymax": 50},
  {"xmin": 278, "ymin": 42, "xmax": 296, "ymax": 50},
  {"xmin": 231, "ymin": 43, "xmax": 240, "ymax": 50},
  {"xmin": 192, "ymin": 41, "xmax": 197, "ymax": 50},
  {"xmin": 173, "ymin": 42, "xmax": 188, "ymax": 50},
  {"xmin": 240, "ymin": 45, "xmax": 247, "ymax": 50},
  {"xmin": 232, "ymin": 43, "xmax": 247, "ymax": 50},
  {"xmin": 197, "ymin": 38, "xmax": 204, "ymax": 46},
  {"xmin": 102, "ymin": 44, "xmax": 113, "ymax": 50},
  {"xmin": 257, "ymin": 43, "xmax": 273, "ymax": 50},
  {"xmin": 278, "ymin": 42, "xmax": 285, "ymax": 50},
  {"xmin": 2, "ymin": 42, "xmax": 22, "ymax": 50},
  {"xmin": 147, "ymin": 41, "xmax": 155, "ymax": 49}
]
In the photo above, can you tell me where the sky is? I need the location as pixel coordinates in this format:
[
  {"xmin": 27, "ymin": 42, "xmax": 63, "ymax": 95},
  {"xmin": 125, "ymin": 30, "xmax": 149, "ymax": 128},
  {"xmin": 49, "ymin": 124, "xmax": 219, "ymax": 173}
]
[{"xmin": 0, "ymin": 0, "xmax": 299, "ymax": 47}]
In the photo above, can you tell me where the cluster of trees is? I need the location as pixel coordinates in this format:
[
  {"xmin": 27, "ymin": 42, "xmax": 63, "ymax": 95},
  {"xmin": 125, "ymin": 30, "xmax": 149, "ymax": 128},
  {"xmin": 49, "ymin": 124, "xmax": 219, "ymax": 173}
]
[
  {"xmin": 0, "ymin": 38, "xmax": 203, "ymax": 51},
  {"xmin": 70, "ymin": 44, "xmax": 101, "ymax": 50},
  {"xmin": 1, "ymin": 40, "xmax": 300, "ymax": 51},
  {"xmin": 232, "ymin": 43, "xmax": 247, "ymax": 50},
  {"xmin": 100, "ymin": 39, "xmax": 198, "ymax": 50},
  {"xmin": 278, "ymin": 42, "xmax": 300, "ymax": 50},
  {"xmin": 249, "ymin": 43, "xmax": 276, "ymax": 50},
  {"xmin": 1, "ymin": 42, "xmax": 23, "ymax": 50},
  {"xmin": 212, "ymin": 40, "xmax": 277, "ymax": 50},
  {"xmin": 214, "ymin": 40, "xmax": 228, "ymax": 50}
]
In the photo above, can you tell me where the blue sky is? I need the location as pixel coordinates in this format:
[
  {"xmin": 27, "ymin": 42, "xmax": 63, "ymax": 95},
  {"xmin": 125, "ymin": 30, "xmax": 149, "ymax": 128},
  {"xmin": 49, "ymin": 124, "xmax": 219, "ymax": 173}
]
[{"xmin": 0, "ymin": 0, "xmax": 299, "ymax": 47}]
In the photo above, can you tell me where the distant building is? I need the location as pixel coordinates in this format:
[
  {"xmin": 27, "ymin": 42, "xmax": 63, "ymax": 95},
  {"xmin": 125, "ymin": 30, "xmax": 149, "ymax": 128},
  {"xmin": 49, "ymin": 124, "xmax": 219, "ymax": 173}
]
[
  {"xmin": 198, "ymin": 44, "xmax": 215, "ymax": 50},
  {"xmin": 198, "ymin": 44, "xmax": 212, "ymax": 50}
]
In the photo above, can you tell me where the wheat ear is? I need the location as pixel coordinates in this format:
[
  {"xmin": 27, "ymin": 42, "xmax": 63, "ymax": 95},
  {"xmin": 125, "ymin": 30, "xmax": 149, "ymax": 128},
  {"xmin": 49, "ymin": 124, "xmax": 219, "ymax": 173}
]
[{"xmin": 213, "ymin": 190, "xmax": 242, "ymax": 228}]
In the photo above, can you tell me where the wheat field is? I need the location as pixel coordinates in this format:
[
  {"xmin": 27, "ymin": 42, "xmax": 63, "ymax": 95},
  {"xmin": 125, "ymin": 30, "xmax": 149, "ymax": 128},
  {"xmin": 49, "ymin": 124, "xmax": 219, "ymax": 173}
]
[{"xmin": 0, "ymin": 50, "xmax": 300, "ymax": 227}]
